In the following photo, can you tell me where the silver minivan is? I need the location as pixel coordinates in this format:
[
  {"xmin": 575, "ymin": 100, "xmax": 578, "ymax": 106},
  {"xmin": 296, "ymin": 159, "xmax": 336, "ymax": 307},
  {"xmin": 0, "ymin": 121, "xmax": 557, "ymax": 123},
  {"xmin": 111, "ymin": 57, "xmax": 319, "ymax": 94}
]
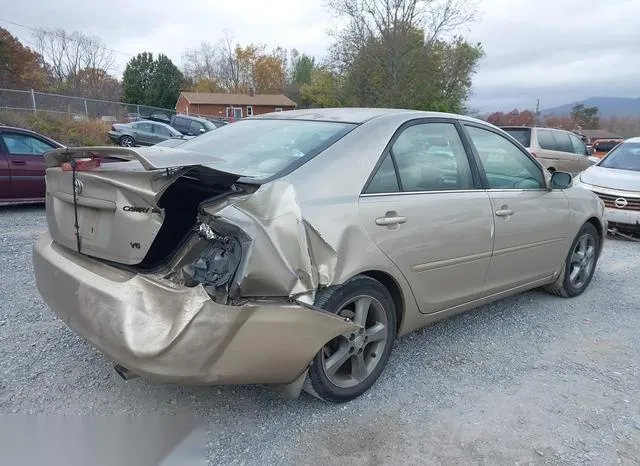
[{"xmin": 502, "ymin": 126, "xmax": 598, "ymax": 174}]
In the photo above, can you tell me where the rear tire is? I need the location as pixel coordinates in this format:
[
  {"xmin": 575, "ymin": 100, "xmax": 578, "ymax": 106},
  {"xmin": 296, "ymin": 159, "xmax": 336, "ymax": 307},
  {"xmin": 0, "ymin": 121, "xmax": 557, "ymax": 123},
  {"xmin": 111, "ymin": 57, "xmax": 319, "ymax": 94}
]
[
  {"xmin": 120, "ymin": 135, "xmax": 135, "ymax": 147},
  {"xmin": 545, "ymin": 223, "xmax": 599, "ymax": 298},
  {"xmin": 305, "ymin": 275, "xmax": 396, "ymax": 403}
]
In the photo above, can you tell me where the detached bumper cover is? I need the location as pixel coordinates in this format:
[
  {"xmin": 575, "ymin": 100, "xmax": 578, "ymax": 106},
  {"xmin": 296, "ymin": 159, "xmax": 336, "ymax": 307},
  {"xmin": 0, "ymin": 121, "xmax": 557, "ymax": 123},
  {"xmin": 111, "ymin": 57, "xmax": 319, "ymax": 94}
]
[{"xmin": 33, "ymin": 234, "xmax": 357, "ymax": 385}]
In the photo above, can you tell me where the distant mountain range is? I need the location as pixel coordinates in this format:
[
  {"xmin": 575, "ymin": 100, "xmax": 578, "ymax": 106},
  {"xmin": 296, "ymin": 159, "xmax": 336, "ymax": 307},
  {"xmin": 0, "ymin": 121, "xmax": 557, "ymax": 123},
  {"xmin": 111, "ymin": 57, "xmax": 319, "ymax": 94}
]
[{"xmin": 542, "ymin": 97, "xmax": 640, "ymax": 118}]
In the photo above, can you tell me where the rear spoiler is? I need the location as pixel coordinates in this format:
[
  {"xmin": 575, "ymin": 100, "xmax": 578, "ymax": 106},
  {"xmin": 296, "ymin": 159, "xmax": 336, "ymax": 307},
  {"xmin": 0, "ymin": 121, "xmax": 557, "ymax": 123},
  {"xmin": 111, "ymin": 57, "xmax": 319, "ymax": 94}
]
[{"xmin": 43, "ymin": 146, "xmax": 227, "ymax": 171}]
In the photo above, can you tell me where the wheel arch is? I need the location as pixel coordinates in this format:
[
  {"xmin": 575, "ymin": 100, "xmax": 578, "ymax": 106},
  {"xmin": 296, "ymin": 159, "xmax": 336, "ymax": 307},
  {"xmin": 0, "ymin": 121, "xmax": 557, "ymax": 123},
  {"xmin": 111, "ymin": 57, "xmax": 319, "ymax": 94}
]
[
  {"xmin": 359, "ymin": 270, "xmax": 404, "ymax": 334},
  {"xmin": 585, "ymin": 216, "xmax": 605, "ymax": 255}
]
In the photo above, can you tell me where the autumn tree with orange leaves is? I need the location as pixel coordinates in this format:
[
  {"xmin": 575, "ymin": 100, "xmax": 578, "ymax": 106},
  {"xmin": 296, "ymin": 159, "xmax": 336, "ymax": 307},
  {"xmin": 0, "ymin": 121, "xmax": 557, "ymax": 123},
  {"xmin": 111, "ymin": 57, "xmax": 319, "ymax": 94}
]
[{"xmin": 0, "ymin": 27, "xmax": 49, "ymax": 90}]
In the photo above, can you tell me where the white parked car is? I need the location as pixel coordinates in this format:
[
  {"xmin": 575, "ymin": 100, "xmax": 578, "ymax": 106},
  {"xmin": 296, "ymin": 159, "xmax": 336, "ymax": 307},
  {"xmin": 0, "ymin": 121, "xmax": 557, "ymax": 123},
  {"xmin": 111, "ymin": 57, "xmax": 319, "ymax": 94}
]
[{"xmin": 573, "ymin": 136, "xmax": 640, "ymax": 234}]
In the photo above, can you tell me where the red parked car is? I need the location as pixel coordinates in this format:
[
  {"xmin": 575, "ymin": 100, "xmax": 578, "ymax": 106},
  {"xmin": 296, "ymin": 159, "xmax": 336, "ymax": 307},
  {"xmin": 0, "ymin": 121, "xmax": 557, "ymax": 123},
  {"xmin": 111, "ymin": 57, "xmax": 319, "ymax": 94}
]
[{"xmin": 0, "ymin": 126, "xmax": 65, "ymax": 205}]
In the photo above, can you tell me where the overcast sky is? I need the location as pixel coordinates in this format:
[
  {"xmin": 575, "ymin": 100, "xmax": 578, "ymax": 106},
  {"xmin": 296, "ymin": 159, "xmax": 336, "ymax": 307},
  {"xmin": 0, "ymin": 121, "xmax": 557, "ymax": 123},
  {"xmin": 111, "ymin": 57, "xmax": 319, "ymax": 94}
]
[{"xmin": 2, "ymin": 0, "xmax": 639, "ymax": 112}]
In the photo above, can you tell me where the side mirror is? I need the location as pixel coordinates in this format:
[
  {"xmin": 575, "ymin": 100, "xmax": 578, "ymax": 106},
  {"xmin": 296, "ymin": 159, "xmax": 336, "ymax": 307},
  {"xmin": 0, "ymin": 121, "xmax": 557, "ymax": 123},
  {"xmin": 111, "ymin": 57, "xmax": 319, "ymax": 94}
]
[
  {"xmin": 550, "ymin": 171, "xmax": 573, "ymax": 190},
  {"xmin": 586, "ymin": 146, "xmax": 593, "ymax": 155},
  {"xmin": 199, "ymin": 128, "xmax": 206, "ymax": 133}
]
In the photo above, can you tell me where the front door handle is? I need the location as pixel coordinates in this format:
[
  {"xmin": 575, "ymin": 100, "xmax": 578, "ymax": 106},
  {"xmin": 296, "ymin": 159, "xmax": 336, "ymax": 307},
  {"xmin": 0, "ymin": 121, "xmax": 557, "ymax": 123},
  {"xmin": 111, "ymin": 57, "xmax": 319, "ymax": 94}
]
[
  {"xmin": 375, "ymin": 215, "xmax": 407, "ymax": 226},
  {"xmin": 495, "ymin": 209, "xmax": 514, "ymax": 217},
  {"xmin": 11, "ymin": 160, "xmax": 27, "ymax": 165}
]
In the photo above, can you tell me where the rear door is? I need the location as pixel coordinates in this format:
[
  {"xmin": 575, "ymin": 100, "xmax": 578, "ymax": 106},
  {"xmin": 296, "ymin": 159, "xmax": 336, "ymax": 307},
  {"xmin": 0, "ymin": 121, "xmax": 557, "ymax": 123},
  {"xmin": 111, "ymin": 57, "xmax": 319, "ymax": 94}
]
[
  {"xmin": 0, "ymin": 131, "xmax": 57, "ymax": 200},
  {"xmin": 535, "ymin": 129, "xmax": 578, "ymax": 173},
  {"xmin": 359, "ymin": 119, "xmax": 494, "ymax": 314},
  {"xmin": 462, "ymin": 123, "xmax": 570, "ymax": 293}
]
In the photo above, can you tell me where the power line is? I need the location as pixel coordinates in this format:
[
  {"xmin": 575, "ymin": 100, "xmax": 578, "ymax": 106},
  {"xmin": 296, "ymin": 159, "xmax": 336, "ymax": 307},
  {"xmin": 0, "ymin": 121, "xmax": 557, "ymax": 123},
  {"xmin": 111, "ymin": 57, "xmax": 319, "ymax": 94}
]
[{"xmin": 0, "ymin": 18, "xmax": 135, "ymax": 58}]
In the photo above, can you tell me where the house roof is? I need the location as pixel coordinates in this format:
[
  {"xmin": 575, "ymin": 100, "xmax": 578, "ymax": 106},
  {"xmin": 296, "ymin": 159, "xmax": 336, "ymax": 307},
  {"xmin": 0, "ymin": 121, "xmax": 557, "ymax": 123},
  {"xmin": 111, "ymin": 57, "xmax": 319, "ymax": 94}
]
[
  {"xmin": 577, "ymin": 129, "xmax": 623, "ymax": 140},
  {"xmin": 179, "ymin": 92, "xmax": 296, "ymax": 107}
]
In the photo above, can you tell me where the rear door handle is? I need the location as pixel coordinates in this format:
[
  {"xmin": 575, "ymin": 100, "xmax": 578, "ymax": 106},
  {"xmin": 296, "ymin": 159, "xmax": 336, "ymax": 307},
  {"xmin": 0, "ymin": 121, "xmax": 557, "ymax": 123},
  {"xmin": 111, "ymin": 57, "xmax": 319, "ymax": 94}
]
[
  {"xmin": 375, "ymin": 216, "xmax": 407, "ymax": 226},
  {"xmin": 495, "ymin": 209, "xmax": 514, "ymax": 217},
  {"xmin": 11, "ymin": 160, "xmax": 26, "ymax": 165}
]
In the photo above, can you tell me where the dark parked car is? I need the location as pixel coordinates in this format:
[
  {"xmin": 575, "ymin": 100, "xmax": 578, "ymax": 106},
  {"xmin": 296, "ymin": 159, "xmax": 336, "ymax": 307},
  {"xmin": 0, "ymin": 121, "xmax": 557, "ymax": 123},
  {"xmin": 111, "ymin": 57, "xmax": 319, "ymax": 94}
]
[
  {"xmin": 109, "ymin": 121, "xmax": 183, "ymax": 147},
  {"xmin": 0, "ymin": 126, "xmax": 64, "ymax": 205},
  {"xmin": 170, "ymin": 115, "xmax": 218, "ymax": 136}
]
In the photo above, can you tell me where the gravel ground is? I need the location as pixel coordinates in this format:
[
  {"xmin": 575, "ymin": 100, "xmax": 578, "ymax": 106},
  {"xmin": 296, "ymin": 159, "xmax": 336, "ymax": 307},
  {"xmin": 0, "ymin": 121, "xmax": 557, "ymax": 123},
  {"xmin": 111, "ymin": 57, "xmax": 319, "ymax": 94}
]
[{"xmin": 1, "ymin": 204, "xmax": 639, "ymax": 465}]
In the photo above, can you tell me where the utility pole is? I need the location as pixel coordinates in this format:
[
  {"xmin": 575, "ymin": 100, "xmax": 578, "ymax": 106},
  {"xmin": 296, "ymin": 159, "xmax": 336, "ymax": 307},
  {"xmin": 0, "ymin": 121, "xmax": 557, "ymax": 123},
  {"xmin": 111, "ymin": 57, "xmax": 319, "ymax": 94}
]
[{"xmin": 535, "ymin": 99, "xmax": 540, "ymax": 126}]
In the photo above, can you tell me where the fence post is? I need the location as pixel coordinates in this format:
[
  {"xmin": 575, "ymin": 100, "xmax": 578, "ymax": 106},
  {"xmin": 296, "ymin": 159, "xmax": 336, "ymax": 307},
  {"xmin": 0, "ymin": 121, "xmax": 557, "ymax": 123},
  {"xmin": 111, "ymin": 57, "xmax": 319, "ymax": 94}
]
[
  {"xmin": 84, "ymin": 99, "xmax": 89, "ymax": 119},
  {"xmin": 31, "ymin": 89, "xmax": 37, "ymax": 115},
  {"xmin": 136, "ymin": 105, "xmax": 140, "ymax": 116}
]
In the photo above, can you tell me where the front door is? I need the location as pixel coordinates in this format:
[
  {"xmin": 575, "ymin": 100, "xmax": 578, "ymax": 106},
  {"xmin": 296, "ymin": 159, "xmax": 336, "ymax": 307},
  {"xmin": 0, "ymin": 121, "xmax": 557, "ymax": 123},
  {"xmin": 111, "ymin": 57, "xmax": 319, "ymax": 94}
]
[
  {"xmin": 0, "ymin": 131, "xmax": 56, "ymax": 200},
  {"xmin": 233, "ymin": 107, "xmax": 243, "ymax": 120},
  {"xmin": 132, "ymin": 122, "xmax": 155, "ymax": 145},
  {"xmin": 359, "ymin": 120, "xmax": 494, "ymax": 314},
  {"xmin": 463, "ymin": 124, "xmax": 571, "ymax": 293}
]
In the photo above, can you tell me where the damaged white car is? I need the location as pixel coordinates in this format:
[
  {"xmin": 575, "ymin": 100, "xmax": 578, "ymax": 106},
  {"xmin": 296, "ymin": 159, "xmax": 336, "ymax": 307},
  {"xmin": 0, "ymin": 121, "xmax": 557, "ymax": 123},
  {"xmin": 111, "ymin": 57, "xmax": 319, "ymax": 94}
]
[{"xmin": 34, "ymin": 109, "xmax": 606, "ymax": 402}]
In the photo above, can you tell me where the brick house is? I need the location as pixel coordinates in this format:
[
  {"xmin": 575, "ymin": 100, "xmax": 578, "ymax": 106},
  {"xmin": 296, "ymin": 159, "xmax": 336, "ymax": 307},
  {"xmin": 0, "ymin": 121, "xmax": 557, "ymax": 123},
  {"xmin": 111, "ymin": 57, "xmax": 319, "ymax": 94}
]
[{"xmin": 175, "ymin": 91, "xmax": 297, "ymax": 120}]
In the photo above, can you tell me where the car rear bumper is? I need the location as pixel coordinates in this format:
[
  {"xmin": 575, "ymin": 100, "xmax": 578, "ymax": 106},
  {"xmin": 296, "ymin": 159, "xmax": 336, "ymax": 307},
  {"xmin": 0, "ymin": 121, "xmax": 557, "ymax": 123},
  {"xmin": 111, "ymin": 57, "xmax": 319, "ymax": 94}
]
[{"xmin": 33, "ymin": 234, "xmax": 357, "ymax": 385}]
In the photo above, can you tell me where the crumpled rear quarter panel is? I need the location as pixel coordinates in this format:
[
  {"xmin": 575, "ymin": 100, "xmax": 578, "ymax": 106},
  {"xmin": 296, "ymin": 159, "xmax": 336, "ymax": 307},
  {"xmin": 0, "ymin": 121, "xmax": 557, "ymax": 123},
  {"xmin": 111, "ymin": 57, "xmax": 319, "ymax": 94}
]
[{"xmin": 33, "ymin": 235, "xmax": 358, "ymax": 385}]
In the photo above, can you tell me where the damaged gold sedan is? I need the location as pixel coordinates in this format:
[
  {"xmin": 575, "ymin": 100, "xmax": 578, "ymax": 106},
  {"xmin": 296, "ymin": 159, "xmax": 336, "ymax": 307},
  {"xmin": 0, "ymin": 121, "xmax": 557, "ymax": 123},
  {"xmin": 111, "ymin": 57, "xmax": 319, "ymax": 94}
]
[{"xmin": 34, "ymin": 109, "xmax": 607, "ymax": 402}]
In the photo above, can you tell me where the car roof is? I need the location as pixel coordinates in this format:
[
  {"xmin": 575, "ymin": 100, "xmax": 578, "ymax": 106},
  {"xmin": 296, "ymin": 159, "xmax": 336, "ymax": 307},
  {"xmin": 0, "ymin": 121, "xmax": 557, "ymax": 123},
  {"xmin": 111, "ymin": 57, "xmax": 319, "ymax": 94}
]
[
  {"xmin": 173, "ymin": 114, "xmax": 209, "ymax": 123},
  {"xmin": 253, "ymin": 107, "xmax": 489, "ymax": 125},
  {"xmin": 625, "ymin": 136, "xmax": 640, "ymax": 143}
]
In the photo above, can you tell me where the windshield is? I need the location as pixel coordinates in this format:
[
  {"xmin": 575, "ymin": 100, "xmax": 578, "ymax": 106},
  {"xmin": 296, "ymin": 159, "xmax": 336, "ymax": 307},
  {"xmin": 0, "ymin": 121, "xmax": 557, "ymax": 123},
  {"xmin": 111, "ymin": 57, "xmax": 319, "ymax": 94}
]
[
  {"xmin": 598, "ymin": 142, "xmax": 640, "ymax": 171},
  {"xmin": 503, "ymin": 128, "xmax": 531, "ymax": 147},
  {"xmin": 175, "ymin": 119, "xmax": 356, "ymax": 179}
]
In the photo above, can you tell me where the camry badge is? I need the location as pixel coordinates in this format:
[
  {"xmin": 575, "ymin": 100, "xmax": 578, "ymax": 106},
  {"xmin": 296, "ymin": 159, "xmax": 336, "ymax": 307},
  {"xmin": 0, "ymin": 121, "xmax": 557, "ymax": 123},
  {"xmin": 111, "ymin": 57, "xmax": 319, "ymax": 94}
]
[{"xmin": 614, "ymin": 197, "xmax": 628, "ymax": 209}]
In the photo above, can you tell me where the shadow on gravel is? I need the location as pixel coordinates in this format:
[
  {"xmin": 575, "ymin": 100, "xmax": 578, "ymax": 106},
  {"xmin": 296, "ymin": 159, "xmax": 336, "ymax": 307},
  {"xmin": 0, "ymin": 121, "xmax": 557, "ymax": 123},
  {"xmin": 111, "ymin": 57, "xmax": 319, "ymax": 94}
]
[{"xmin": 0, "ymin": 203, "xmax": 45, "ymax": 213}]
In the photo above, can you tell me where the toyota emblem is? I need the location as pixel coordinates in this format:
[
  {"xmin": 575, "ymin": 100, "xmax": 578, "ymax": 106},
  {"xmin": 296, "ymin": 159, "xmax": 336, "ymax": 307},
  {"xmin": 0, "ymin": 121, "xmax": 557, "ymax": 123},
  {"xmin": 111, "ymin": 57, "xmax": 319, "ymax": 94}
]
[
  {"xmin": 614, "ymin": 197, "xmax": 628, "ymax": 209},
  {"xmin": 73, "ymin": 179, "xmax": 83, "ymax": 195}
]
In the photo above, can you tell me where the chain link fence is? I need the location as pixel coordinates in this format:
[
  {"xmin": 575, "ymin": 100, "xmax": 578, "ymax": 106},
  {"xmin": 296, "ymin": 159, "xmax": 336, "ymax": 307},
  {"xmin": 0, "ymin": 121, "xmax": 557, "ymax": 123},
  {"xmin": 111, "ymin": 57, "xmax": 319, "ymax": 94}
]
[{"xmin": 0, "ymin": 88, "xmax": 178, "ymax": 122}]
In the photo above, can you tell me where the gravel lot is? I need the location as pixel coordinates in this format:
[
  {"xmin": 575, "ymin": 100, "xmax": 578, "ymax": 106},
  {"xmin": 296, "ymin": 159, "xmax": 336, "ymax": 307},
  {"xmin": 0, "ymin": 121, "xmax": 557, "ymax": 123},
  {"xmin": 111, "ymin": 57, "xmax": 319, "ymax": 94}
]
[{"xmin": 1, "ymin": 205, "xmax": 639, "ymax": 465}]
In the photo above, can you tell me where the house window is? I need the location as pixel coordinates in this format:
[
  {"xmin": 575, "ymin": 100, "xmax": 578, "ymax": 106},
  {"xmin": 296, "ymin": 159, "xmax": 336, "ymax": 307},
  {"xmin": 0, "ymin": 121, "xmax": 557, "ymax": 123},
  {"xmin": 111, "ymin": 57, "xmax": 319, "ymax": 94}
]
[
  {"xmin": 275, "ymin": 108, "xmax": 283, "ymax": 112},
  {"xmin": 246, "ymin": 106, "xmax": 253, "ymax": 117}
]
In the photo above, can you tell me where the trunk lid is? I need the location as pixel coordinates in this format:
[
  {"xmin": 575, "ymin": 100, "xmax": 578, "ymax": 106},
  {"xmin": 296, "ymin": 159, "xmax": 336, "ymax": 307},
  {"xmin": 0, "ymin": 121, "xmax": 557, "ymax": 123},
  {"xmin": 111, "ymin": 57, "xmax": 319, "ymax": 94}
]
[{"xmin": 43, "ymin": 146, "xmax": 241, "ymax": 266}]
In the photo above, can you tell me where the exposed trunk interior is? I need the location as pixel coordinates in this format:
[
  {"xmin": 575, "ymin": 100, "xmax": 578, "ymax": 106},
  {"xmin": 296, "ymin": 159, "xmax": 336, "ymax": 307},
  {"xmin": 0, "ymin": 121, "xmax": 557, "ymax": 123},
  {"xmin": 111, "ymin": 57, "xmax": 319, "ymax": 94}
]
[{"xmin": 137, "ymin": 167, "xmax": 242, "ymax": 269}]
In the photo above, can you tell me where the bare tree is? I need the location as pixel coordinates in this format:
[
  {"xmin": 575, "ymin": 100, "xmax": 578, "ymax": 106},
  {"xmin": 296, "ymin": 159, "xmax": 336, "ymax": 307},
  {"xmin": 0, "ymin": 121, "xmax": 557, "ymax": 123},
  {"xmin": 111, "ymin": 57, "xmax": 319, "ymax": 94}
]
[
  {"xmin": 326, "ymin": 0, "xmax": 476, "ymax": 70},
  {"xmin": 33, "ymin": 28, "xmax": 115, "ymax": 97}
]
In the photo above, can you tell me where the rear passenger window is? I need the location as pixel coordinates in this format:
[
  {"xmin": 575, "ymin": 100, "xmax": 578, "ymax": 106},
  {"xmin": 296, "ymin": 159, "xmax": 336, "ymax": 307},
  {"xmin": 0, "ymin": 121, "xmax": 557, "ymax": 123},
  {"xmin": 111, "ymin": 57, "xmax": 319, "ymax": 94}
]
[
  {"xmin": 392, "ymin": 123, "xmax": 473, "ymax": 192},
  {"xmin": 364, "ymin": 122, "xmax": 474, "ymax": 193},
  {"xmin": 365, "ymin": 154, "xmax": 399, "ymax": 194},
  {"xmin": 537, "ymin": 129, "xmax": 556, "ymax": 150}
]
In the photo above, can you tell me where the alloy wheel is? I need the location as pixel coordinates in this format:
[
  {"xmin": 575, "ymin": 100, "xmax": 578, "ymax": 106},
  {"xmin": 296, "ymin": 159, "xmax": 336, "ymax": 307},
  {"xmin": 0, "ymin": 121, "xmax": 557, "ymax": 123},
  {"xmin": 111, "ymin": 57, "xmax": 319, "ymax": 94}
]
[{"xmin": 321, "ymin": 295, "xmax": 389, "ymax": 389}]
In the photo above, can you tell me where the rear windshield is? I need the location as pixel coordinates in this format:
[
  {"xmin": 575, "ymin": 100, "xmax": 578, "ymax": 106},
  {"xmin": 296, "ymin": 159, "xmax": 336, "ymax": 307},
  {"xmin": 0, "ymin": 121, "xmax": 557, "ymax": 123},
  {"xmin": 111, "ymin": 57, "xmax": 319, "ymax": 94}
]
[
  {"xmin": 502, "ymin": 128, "xmax": 531, "ymax": 147},
  {"xmin": 175, "ymin": 119, "xmax": 356, "ymax": 179},
  {"xmin": 598, "ymin": 142, "xmax": 640, "ymax": 172}
]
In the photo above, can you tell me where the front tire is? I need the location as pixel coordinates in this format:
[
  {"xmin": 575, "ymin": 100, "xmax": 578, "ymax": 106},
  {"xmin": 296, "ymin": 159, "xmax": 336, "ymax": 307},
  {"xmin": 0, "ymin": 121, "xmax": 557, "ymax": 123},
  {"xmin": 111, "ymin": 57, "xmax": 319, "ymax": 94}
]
[
  {"xmin": 306, "ymin": 275, "xmax": 397, "ymax": 403},
  {"xmin": 545, "ymin": 223, "xmax": 600, "ymax": 297}
]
